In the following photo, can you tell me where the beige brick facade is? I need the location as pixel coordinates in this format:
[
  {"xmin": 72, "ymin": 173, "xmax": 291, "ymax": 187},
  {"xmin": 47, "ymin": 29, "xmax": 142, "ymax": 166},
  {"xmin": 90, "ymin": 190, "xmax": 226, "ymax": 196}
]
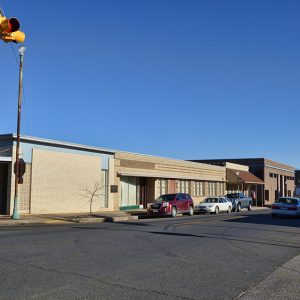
[
  {"xmin": 30, "ymin": 149, "xmax": 102, "ymax": 214},
  {"xmin": 115, "ymin": 151, "xmax": 226, "ymax": 208}
]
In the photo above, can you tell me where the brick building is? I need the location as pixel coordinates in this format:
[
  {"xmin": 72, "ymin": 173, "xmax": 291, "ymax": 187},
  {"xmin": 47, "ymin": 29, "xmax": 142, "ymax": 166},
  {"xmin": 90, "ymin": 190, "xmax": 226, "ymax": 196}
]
[
  {"xmin": 295, "ymin": 170, "xmax": 300, "ymax": 196},
  {"xmin": 191, "ymin": 158, "xmax": 295, "ymax": 206},
  {"xmin": 0, "ymin": 134, "xmax": 226, "ymax": 215}
]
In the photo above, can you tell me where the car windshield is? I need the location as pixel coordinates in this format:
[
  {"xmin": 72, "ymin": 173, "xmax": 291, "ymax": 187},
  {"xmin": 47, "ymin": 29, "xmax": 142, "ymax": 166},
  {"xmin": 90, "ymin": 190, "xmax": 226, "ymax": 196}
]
[
  {"xmin": 226, "ymin": 193, "xmax": 239, "ymax": 198},
  {"xmin": 276, "ymin": 198, "xmax": 299, "ymax": 205},
  {"xmin": 156, "ymin": 194, "xmax": 176, "ymax": 202},
  {"xmin": 202, "ymin": 198, "xmax": 218, "ymax": 203}
]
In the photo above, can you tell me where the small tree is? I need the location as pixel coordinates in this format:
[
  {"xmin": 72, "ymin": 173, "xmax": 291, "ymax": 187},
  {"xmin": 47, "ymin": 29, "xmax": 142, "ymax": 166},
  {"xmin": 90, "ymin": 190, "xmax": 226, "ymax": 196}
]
[{"xmin": 84, "ymin": 182, "xmax": 102, "ymax": 216}]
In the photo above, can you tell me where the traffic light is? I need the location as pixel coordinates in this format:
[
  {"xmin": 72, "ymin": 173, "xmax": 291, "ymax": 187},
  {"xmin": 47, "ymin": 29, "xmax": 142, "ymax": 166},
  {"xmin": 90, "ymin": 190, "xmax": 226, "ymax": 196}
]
[{"xmin": 0, "ymin": 13, "xmax": 25, "ymax": 43}]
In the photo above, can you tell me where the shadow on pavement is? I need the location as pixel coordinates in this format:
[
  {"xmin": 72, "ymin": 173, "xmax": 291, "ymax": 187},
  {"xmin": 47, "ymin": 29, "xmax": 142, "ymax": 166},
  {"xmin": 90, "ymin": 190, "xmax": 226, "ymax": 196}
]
[
  {"xmin": 224, "ymin": 213, "xmax": 300, "ymax": 228},
  {"xmin": 149, "ymin": 231, "xmax": 300, "ymax": 249}
]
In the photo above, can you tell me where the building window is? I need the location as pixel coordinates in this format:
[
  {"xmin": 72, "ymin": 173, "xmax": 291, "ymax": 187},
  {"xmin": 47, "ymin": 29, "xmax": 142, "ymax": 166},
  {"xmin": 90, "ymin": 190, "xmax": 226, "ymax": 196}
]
[
  {"xmin": 208, "ymin": 182, "xmax": 217, "ymax": 195},
  {"xmin": 218, "ymin": 182, "xmax": 225, "ymax": 195},
  {"xmin": 156, "ymin": 179, "xmax": 168, "ymax": 197},
  {"xmin": 265, "ymin": 190, "xmax": 269, "ymax": 201},
  {"xmin": 121, "ymin": 176, "xmax": 137, "ymax": 207},
  {"xmin": 194, "ymin": 181, "xmax": 204, "ymax": 196},
  {"xmin": 176, "ymin": 180, "xmax": 190, "ymax": 194}
]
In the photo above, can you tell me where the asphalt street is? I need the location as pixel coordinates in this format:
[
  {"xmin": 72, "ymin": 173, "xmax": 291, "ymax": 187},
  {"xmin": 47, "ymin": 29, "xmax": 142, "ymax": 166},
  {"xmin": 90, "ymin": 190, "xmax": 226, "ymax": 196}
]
[{"xmin": 0, "ymin": 209, "xmax": 300, "ymax": 300}]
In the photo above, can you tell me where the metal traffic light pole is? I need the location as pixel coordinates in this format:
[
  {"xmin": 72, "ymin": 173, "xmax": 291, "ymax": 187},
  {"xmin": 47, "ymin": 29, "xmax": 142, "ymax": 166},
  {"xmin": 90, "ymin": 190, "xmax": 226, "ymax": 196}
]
[{"xmin": 12, "ymin": 46, "xmax": 26, "ymax": 220}]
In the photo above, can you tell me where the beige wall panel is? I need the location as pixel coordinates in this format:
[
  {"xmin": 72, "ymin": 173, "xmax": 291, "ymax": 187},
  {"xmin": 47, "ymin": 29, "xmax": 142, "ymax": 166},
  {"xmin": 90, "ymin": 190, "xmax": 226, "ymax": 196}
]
[
  {"xmin": 108, "ymin": 158, "xmax": 119, "ymax": 211},
  {"xmin": 31, "ymin": 149, "xmax": 102, "ymax": 214}
]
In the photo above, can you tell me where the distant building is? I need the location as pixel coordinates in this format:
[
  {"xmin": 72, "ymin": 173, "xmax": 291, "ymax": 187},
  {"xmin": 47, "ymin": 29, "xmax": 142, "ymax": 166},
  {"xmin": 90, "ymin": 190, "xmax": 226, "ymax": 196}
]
[
  {"xmin": 295, "ymin": 170, "xmax": 300, "ymax": 196},
  {"xmin": 221, "ymin": 162, "xmax": 263, "ymax": 207},
  {"xmin": 191, "ymin": 158, "xmax": 295, "ymax": 206}
]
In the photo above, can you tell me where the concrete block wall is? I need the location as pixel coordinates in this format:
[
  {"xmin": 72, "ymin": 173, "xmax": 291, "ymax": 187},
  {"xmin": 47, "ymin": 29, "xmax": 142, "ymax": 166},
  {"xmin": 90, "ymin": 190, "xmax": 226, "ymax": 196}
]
[{"xmin": 19, "ymin": 163, "xmax": 31, "ymax": 213}]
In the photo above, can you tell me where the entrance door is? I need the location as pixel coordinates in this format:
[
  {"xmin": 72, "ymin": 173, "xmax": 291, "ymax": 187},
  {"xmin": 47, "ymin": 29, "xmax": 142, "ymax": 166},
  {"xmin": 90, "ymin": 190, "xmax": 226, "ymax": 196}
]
[{"xmin": 0, "ymin": 163, "xmax": 8, "ymax": 214}]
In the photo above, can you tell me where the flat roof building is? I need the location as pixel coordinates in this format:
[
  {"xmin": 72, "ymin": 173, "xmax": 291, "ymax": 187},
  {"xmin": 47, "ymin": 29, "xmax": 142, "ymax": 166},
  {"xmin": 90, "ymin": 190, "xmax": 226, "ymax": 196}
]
[
  {"xmin": 0, "ymin": 134, "xmax": 226, "ymax": 215},
  {"xmin": 295, "ymin": 170, "xmax": 300, "ymax": 196},
  {"xmin": 191, "ymin": 158, "xmax": 295, "ymax": 206}
]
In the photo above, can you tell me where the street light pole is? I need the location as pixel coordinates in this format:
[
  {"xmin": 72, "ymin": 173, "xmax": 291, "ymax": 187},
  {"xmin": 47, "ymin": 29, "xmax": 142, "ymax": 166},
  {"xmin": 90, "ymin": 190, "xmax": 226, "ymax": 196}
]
[{"xmin": 12, "ymin": 45, "xmax": 26, "ymax": 220}]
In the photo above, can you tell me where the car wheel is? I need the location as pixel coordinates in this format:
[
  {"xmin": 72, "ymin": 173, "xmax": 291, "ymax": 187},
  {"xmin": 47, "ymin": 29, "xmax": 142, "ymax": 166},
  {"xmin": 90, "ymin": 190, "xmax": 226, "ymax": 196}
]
[
  {"xmin": 171, "ymin": 206, "xmax": 177, "ymax": 218},
  {"xmin": 237, "ymin": 204, "xmax": 241, "ymax": 212},
  {"xmin": 248, "ymin": 203, "xmax": 252, "ymax": 211},
  {"xmin": 188, "ymin": 206, "xmax": 194, "ymax": 216},
  {"xmin": 215, "ymin": 206, "xmax": 219, "ymax": 214},
  {"xmin": 227, "ymin": 206, "xmax": 231, "ymax": 213}
]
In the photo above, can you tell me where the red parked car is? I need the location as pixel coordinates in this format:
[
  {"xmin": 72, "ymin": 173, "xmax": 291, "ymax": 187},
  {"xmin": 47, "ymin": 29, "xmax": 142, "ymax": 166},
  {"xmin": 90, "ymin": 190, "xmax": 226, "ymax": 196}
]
[{"xmin": 147, "ymin": 193, "xmax": 194, "ymax": 217}]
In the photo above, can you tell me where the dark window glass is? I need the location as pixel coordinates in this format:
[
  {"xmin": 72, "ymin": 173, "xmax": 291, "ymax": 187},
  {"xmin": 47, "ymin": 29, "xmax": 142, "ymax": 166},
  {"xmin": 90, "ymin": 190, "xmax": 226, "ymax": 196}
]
[
  {"xmin": 265, "ymin": 190, "xmax": 269, "ymax": 201},
  {"xmin": 180, "ymin": 194, "xmax": 187, "ymax": 200},
  {"xmin": 157, "ymin": 194, "xmax": 176, "ymax": 202}
]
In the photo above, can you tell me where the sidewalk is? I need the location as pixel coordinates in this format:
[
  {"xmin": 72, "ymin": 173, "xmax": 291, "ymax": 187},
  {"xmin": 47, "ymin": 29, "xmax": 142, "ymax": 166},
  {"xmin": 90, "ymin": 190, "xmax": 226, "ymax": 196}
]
[
  {"xmin": 0, "ymin": 210, "xmax": 145, "ymax": 226},
  {"xmin": 238, "ymin": 254, "xmax": 300, "ymax": 300}
]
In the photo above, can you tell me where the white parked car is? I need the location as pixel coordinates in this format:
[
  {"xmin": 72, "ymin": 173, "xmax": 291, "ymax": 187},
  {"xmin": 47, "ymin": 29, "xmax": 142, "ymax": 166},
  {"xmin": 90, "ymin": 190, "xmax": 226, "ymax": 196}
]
[
  {"xmin": 271, "ymin": 197, "xmax": 300, "ymax": 217},
  {"xmin": 194, "ymin": 197, "xmax": 232, "ymax": 214}
]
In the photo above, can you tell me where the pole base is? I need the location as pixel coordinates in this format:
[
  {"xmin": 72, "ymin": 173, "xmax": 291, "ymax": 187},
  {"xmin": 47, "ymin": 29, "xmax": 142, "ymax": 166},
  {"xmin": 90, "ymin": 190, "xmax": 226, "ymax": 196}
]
[{"xmin": 11, "ymin": 196, "xmax": 20, "ymax": 220}]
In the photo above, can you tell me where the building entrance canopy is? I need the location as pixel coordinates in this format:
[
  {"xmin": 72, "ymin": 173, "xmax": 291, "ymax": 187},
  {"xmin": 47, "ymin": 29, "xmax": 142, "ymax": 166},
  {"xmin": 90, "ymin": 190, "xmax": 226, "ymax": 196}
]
[
  {"xmin": 117, "ymin": 170, "xmax": 216, "ymax": 181},
  {"xmin": 227, "ymin": 169, "xmax": 264, "ymax": 184}
]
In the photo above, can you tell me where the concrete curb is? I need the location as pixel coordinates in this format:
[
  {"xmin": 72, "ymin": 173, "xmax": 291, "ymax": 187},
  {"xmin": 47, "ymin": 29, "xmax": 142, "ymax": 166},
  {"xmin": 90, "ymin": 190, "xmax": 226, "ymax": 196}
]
[
  {"xmin": 0, "ymin": 219, "xmax": 73, "ymax": 226},
  {"xmin": 0, "ymin": 208, "xmax": 267, "ymax": 226},
  {"xmin": 0, "ymin": 215, "xmax": 139, "ymax": 226},
  {"xmin": 237, "ymin": 254, "xmax": 300, "ymax": 300}
]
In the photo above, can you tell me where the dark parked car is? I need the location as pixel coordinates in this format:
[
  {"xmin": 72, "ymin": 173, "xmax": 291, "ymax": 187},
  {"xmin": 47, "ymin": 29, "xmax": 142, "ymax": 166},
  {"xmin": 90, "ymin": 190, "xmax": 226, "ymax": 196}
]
[{"xmin": 147, "ymin": 193, "xmax": 194, "ymax": 217}]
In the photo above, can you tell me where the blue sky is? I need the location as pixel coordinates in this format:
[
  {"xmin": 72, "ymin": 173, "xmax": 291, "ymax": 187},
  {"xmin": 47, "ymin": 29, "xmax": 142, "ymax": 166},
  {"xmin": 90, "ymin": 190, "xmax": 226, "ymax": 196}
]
[{"xmin": 1, "ymin": 0, "xmax": 300, "ymax": 168}]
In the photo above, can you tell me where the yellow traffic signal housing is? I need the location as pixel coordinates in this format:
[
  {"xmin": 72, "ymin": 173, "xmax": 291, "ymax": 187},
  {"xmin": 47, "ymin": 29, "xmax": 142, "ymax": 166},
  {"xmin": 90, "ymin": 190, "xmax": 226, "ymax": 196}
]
[
  {"xmin": 0, "ymin": 14, "xmax": 25, "ymax": 43},
  {"xmin": 1, "ymin": 30, "xmax": 25, "ymax": 43}
]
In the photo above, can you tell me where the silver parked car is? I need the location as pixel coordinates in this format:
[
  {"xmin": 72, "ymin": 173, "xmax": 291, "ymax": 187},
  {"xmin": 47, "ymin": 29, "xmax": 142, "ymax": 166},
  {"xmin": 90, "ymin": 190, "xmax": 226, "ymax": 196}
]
[
  {"xmin": 225, "ymin": 193, "xmax": 252, "ymax": 212},
  {"xmin": 271, "ymin": 197, "xmax": 300, "ymax": 217},
  {"xmin": 194, "ymin": 197, "xmax": 232, "ymax": 214}
]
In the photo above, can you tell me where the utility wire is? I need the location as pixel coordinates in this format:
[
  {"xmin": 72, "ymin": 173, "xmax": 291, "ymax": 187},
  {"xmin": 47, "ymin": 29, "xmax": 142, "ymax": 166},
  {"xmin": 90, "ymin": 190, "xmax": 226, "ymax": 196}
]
[{"xmin": 9, "ymin": 43, "xmax": 19, "ymax": 66}]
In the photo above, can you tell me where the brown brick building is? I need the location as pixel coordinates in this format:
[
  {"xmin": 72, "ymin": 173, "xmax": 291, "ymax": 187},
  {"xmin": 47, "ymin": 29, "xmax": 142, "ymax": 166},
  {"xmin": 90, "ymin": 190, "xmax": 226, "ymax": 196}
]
[
  {"xmin": 191, "ymin": 158, "xmax": 295, "ymax": 206},
  {"xmin": 295, "ymin": 170, "xmax": 300, "ymax": 196}
]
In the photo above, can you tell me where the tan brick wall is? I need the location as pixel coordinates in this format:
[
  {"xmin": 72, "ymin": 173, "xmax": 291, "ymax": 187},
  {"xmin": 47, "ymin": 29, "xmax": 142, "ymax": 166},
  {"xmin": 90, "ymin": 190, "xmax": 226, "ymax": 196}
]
[
  {"xmin": 264, "ymin": 166, "xmax": 295, "ymax": 204},
  {"xmin": 31, "ymin": 149, "xmax": 102, "ymax": 214},
  {"xmin": 115, "ymin": 152, "xmax": 226, "ymax": 182}
]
